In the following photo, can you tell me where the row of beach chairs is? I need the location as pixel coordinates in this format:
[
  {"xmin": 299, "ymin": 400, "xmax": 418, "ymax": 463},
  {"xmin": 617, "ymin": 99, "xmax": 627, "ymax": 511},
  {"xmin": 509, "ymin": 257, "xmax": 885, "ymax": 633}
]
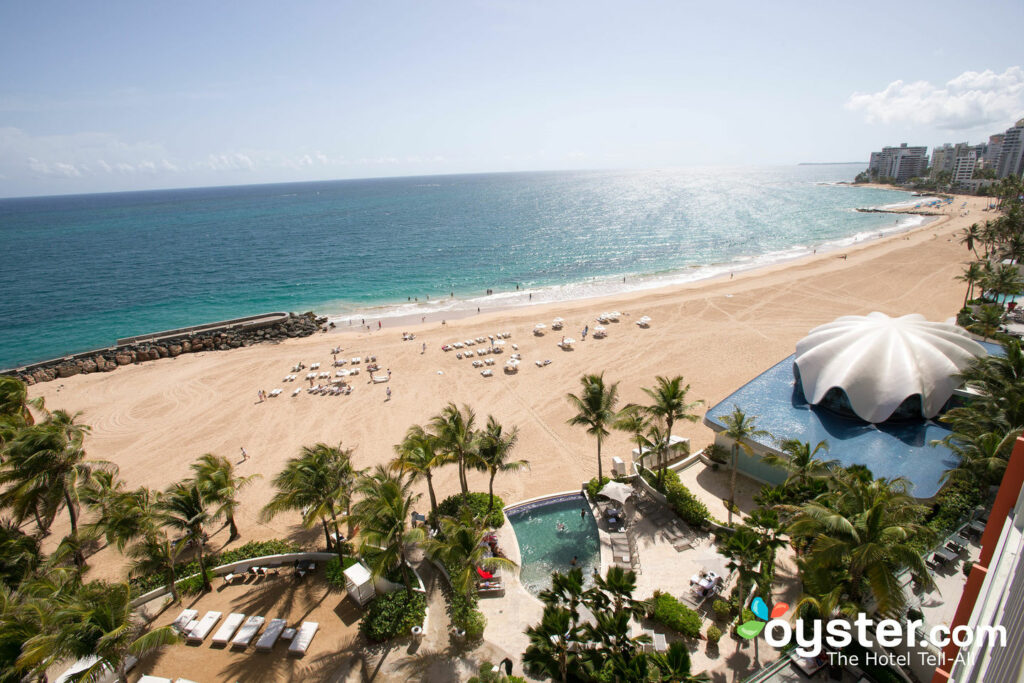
[{"xmin": 171, "ymin": 608, "xmax": 318, "ymax": 655}]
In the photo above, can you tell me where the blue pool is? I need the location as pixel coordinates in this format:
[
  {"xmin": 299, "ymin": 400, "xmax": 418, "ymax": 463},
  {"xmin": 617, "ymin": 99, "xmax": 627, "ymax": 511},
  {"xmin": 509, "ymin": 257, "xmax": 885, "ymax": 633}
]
[
  {"xmin": 704, "ymin": 355, "xmax": 964, "ymax": 498},
  {"xmin": 507, "ymin": 494, "xmax": 600, "ymax": 596}
]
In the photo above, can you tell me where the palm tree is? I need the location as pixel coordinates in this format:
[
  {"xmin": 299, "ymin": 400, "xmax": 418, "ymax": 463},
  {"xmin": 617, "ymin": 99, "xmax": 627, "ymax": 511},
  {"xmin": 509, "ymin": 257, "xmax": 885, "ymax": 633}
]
[
  {"xmin": 613, "ymin": 404, "xmax": 651, "ymax": 461},
  {"xmin": 959, "ymin": 223, "xmax": 982, "ymax": 259},
  {"xmin": 127, "ymin": 531, "xmax": 182, "ymax": 604},
  {"xmin": 649, "ymin": 641, "xmax": 711, "ymax": 682},
  {"xmin": 523, "ymin": 605, "xmax": 579, "ymax": 682},
  {"xmin": 191, "ymin": 453, "xmax": 261, "ymax": 541},
  {"xmin": 634, "ymin": 423, "xmax": 690, "ymax": 481},
  {"xmin": 640, "ymin": 376, "xmax": 703, "ymax": 483},
  {"xmin": 261, "ymin": 442, "xmax": 358, "ymax": 563},
  {"xmin": 941, "ymin": 429, "xmax": 1021, "ymax": 487},
  {"xmin": 17, "ymin": 581, "xmax": 179, "ymax": 683},
  {"xmin": 761, "ymin": 439, "xmax": 836, "ymax": 490},
  {"xmin": 967, "ymin": 304, "xmax": 1005, "ymax": 340},
  {"xmin": 590, "ymin": 565, "xmax": 643, "ymax": 618},
  {"xmin": 787, "ymin": 474, "xmax": 933, "ymax": 613},
  {"xmin": 956, "ymin": 261, "xmax": 986, "ymax": 307},
  {"xmin": 0, "ymin": 376, "xmax": 41, "ymax": 426},
  {"xmin": 82, "ymin": 478, "xmax": 158, "ymax": 552},
  {"xmin": 717, "ymin": 525, "xmax": 767, "ymax": 596},
  {"xmin": 351, "ymin": 467, "xmax": 424, "ymax": 598},
  {"xmin": 719, "ymin": 406, "xmax": 770, "ymax": 526},
  {"xmin": 0, "ymin": 411, "xmax": 113, "ymax": 567},
  {"xmin": 474, "ymin": 416, "xmax": 528, "ymax": 513},
  {"xmin": 566, "ymin": 373, "xmax": 620, "ymax": 482},
  {"xmin": 159, "ymin": 482, "xmax": 213, "ymax": 593},
  {"xmin": 391, "ymin": 424, "xmax": 448, "ymax": 522},
  {"xmin": 428, "ymin": 403, "xmax": 478, "ymax": 497},
  {"xmin": 422, "ymin": 512, "xmax": 516, "ymax": 597}
]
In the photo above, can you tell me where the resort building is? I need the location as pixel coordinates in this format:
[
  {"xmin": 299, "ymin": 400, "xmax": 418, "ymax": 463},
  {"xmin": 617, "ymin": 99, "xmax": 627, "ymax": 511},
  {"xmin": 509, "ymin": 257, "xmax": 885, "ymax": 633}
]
[
  {"xmin": 932, "ymin": 437, "xmax": 1024, "ymax": 682},
  {"xmin": 703, "ymin": 313, "xmax": 990, "ymax": 499},
  {"xmin": 995, "ymin": 118, "xmax": 1024, "ymax": 179},
  {"xmin": 868, "ymin": 143, "xmax": 929, "ymax": 183},
  {"xmin": 952, "ymin": 150, "xmax": 978, "ymax": 188},
  {"xmin": 930, "ymin": 143, "xmax": 965, "ymax": 176},
  {"xmin": 987, "ymin": 134, "xmax": 1004, "ymax": 170}
]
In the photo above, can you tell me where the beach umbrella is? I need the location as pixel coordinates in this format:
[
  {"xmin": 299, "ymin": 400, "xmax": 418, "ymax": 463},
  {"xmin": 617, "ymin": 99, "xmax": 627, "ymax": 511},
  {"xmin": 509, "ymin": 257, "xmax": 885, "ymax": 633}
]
[
  {"xmin": 594, "ymin": 325, "xmax": 606, "ymax": 332},
  {"xmin": 562, "ymin": 338, "xmax": 576, "ymax": 345},
  {"xmin": 553, "ymin": 317, "xmax": 564, "ymax": 324},
  {"xmin": 492, "ymin": 339, "xmax": 506, "ymax": 346},
  {"xmin": 598, "ymin": 481, "xmax": 634, "ymax": 505},
  {"xmin": 535, "ymin": 323, "xmax": 546, "ymax": 330}
]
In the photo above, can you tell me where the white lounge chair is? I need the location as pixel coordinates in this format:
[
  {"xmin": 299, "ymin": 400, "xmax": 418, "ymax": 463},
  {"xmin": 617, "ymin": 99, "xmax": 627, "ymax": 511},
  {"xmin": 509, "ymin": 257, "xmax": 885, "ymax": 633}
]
[
  {"xmin": 186, "ymin": 611, "xmax": 222, "ymax": 644},
  {"xmin": 481, "ymin": 369, "xmax": 493, "ymax": 377},
  {"xmin": 288, "ymin": 621, "xmax": 319, "ymax": 656},
  {"xmin": 292, "ymin": 387, "xmax": 302, "ymax": 396},
  {"xmin": 212, "ymin": 613, "xmax": 246, "ymax": 645},
  {"xmin": 255, "ymin": 618, "xmax": 287, "ymax": 652},
  {"xmin": 231, "ymin": 615, "xmax": 265, "ymax": 649},
  {"xmin": 171, "ymin": 609, "xmax": 198, "ymax": 634},
  {"xmin": 138, "ymin": 677, "xmax": 172, "ymax": 683}
]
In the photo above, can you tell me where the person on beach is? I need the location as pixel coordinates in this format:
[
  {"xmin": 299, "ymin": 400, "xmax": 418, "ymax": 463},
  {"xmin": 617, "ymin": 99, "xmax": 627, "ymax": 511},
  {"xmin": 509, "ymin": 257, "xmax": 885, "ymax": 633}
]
[
  {"xmin": 529, "ymin": 293, "xmax": 532, "ymax": 301},
  {"xmin": 387, "ymin": 368, "xmax": 391, "ymax": 379},
  {"xmin": 378, "ymin": 321, "xmax": 381, "ymax": 330},
  {"xmin": 442, "ymin": 319, "xmax": 446, "ymax": 326},
  {"xmin": 421, "ymin": 342, "xmax": 426, "ymax": 354},
  {"xmin": 385, "ymin": 386, "xmax": 392, "ymax": 401},
  {"xmin": 257, "ymin": 390, "xmax": 263, "ymax": 402},
  {"xmin": 240, "ymin": 446, "xmax": 249, "ymax": 462}
]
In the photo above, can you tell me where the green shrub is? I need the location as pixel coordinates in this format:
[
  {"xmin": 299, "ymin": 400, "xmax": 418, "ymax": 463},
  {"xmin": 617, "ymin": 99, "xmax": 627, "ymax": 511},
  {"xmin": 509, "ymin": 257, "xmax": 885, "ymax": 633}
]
[
  {"xmin": 664, "ymin": 479, "xmax": 710, "ymax": 527},
  {"xmin": 648, "ymin": 591, "xmax": 702, "ymax": 638},
  {"xmin": 360, "ymin": 590, "xmax": 426, "ymax": 642},
  {"xmin": 712, "ymin": 599, "xmax": 733, "ymax": 621},
  {"xmin": 468, "ymin": 662, "xmax": 526, "ymax": 683},
  {"xmin": 218, "ymin": 539, "xmax": 302, "ymax": 565},
  {"xmin": 963, "ymin": 560, "xmax": 975, "ymax": 577},
  {"xmin": 325, "ymin": 555, "xmax": 360, "ymax": 589},
  {"xmin": 430, "ymin": 492, "xmax": 505, "ymax": 529},
  {"xmin": 706, "ymin": 624, "xmax": 722, "ymax": 644},
  {"xmin": 449, "ymin": 585, "xmax": 486, "ymax": 639},
  {"xmin": 706, "ymin": 445, "xmax": 729, "ymax": 464},
  {"xmin": 177, "ymin": 570, "xmax": 214, "ymax": 596},
  {"xmin": 741, "ymin": 608, "xmax": 755, "ymax": 624},
  {"xmin": 585, "ymin": 476, "xmax": 611, "ymax": 501}
]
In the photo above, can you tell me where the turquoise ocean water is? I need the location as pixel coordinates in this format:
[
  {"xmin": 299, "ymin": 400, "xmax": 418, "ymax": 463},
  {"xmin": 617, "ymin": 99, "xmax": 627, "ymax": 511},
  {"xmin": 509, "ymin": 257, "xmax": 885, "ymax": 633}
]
[{"xmin": 0, "ymin": 165, "xmax": 915, "ymax": 369}]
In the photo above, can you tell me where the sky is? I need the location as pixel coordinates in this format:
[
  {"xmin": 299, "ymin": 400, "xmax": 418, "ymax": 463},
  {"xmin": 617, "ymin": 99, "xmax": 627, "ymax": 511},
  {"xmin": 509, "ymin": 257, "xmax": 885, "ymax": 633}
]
[{"xmin": 1, "ymin": 0, "xmax": 1023, "ymax": 198}]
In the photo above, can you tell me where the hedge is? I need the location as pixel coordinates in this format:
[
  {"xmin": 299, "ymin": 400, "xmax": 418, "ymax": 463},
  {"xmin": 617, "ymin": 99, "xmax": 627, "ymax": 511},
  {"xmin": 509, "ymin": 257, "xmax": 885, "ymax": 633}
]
[
  {"xmin": 430, "ymin": 492, "xmax": 505, "ymax": 529},
  {"xmin": 647, "ymin": 591, "xmax": 702, "ymax": 638},
  {"xmin": 585, "ymin": 476, "xmax": 611, "ymax": 501},
  {"xmin": 658, "ymin": 469, "xmax": 710, "ymax": 527},
  {"xmin": 360, "ymin": 589, "xmax": 426, "ymax": 642},
  {"xmin": 129, "ymin": 538, "xmax": 303, "ymax": 597},
  {"xmin": 441, "ymin": 557, "xmax": 487, "ymax": 639}
]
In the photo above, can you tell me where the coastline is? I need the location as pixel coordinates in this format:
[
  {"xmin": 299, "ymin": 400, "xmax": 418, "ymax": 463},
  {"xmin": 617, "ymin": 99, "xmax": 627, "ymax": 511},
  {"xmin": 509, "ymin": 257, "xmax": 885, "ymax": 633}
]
[{"xmin": 26, "ymin": 191, "xmax": 989, "ymax": 587}]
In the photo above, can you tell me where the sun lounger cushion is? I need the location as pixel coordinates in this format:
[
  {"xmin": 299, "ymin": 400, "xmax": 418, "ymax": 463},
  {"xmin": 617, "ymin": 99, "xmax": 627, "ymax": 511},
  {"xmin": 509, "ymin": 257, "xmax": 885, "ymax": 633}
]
[
  {"xmin": 171, "ymin": 609, "xmax": 198, "ymax": 633},
  {"xmin": 186, "ymin": 611, "xmax": 222, "ymax": 643},
  {"xmin": 255, "ymin": 618, "xmax": 287, "ymax": 651},
  {"xmin": 288, "ymin": 621, "xmax": 319, "ymax": 655},
  {"xmin": 212, "ymin": 612, "xmax": 245, "ymax": 645},
  {"xmin": 231, "ymin": 615, "xmax": 265, "ymax": 648}
]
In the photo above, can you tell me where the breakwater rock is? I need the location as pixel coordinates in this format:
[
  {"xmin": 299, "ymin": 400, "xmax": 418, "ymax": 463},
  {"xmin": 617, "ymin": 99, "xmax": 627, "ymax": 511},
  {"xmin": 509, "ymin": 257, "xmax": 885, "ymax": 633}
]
[{"xmin": 7, "ymin": 312, "xmax": 326, "ymax": 385}]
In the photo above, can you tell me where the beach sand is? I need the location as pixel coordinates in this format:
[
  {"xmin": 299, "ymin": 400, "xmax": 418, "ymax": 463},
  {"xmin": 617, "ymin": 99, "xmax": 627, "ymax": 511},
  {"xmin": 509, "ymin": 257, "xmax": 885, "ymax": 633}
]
[
  {"xmin": 27, "ymin": 194, "xmax": 992, "ymax": 680},
  {"xmin": 29, "ymin": 194, "xmax": 990, "ymax": 575}
]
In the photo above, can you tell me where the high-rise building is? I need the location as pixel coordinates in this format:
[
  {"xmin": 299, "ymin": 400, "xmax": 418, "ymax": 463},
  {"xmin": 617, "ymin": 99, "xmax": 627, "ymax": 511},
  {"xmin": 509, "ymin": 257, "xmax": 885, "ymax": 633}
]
[
  {"xmin": 868, "ymin": 143, "xmax": 929, "ymax": 182},
  {"xmin": 988, "ymin": 134, "xmax": 1005, "ymax": 170},
  {"xmin": 996, "ymin": 119, "xmax": 1024, "ymax": 178},
  {"xmin": 952, "ymin": 150, "xmax": 978, "ymax": 187}
]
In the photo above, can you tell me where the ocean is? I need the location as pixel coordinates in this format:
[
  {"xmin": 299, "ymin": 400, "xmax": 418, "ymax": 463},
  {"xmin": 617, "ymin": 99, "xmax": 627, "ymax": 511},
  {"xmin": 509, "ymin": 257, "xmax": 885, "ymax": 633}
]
[{"xmin": 0, "ymin": 165, "xmax": 917, "ymax": 369}]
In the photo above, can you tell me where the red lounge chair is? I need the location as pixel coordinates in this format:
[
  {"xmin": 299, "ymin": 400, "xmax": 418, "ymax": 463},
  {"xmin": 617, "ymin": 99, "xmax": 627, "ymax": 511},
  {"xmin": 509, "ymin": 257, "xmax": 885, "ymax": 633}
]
[{"xmin": 476, "ymin": 567, "xmax": 494, "ymax": 580}]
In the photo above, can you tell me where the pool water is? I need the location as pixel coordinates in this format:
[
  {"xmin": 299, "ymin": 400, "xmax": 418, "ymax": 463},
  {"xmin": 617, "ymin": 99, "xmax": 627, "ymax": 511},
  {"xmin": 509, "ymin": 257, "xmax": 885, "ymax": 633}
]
[{"xmin": 508, "ymin": 494, "xmax": 600, "ymax": 596}]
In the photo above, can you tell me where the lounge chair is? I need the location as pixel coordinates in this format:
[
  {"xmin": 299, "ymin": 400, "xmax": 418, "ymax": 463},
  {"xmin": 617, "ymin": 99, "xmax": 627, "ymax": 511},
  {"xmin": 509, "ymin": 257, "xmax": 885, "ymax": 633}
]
[
  {"xmin": 231, "ymin": 615, "xmax": 265, "ymax": 649},
  {"xmin": 255, "ymin": 618, "xmax": 287, "ymax": 652},
  {"xmin": 481, "ymin": 369, "xmax": 493, "ymax": 377},
  {"xmin": 186, "ymin": 611, "xmax": 222, "ymax": 644},
  {"xmin": 212, "ymin": 613, "xmax": 246, "ymax": 645},
  {"xmin": 137, "ymin": 677, "xmax": 173, "ymax": 683},
  {"xmin": 288, "ymin": 621, "xmax": 319, "ymax": 656},
  {"xmin": 171, "ymin": 609, "xmax": 198, "ymax": 634}
]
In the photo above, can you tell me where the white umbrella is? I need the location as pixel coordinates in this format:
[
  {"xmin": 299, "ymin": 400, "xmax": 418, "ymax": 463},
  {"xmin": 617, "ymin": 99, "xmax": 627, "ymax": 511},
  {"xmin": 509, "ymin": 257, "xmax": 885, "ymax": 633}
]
[
  {"xmin": 492, "ymin": 339, "xmax": 506, "ymax": 346},
  {"xmin": 562, "ymin": 337, "xmax": 576, "ymax": 345},
  {"xmin": 594, "ymin": 325, "xmax": 606, "ymax": 332},
  {"xmin": 534, "ymin": 323, "xmax": 546, "ymax": 329},
  {"xmin": 598, "ymin": 481, "xmax": 634, "ymax": 505}
]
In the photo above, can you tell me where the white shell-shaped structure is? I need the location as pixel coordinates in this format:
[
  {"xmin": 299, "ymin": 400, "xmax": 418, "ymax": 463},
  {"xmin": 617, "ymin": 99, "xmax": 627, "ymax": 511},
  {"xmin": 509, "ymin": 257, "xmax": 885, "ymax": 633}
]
[{"xmin": 794, "ymin": 312, "xmax": 986, "ymax": 423}]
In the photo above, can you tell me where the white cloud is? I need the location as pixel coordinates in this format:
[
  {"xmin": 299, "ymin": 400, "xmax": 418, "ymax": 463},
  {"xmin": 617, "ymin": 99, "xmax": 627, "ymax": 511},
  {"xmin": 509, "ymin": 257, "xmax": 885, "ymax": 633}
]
[
  {"xmin": 846, "ymin": 66, "xmax": 1024, "ymax": 130},
  {"xmin": 194, "ymin": 152, "xmax": 255, "ymax": 172}
]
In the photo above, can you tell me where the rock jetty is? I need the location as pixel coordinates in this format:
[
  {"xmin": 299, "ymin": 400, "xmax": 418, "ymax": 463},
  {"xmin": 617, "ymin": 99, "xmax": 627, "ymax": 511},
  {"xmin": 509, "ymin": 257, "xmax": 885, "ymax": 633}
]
[{"xmin": 7, "ymin": 312, "xmax": 326, "ymax": 385}]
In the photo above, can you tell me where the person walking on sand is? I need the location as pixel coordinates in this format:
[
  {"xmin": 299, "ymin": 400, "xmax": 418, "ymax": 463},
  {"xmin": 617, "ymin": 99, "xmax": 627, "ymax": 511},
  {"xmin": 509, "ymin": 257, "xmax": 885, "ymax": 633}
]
[
  {"xmin": 422, "ymin": 342, "xmax": 426, "ymax": 354},
  {"xmin": 240, "ymin": 446, "xmax": 249, "ymax": 462},
  {"xmin": 386, "ymin": 386, "xmax": 392, "ymax": 401},
  {"xmin": 378, "ymin": 321, "xmax": 381, "ymax": 330}
]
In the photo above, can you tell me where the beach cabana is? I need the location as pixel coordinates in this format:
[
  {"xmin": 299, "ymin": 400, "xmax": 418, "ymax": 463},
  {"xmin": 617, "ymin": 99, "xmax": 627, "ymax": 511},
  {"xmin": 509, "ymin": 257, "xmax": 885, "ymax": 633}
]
[
  {"xmin": 552, "ymin": 317, "xmax": 565, "ymax": 330},
  {"xmin": 593, "ymin": 325, "xmax": 607, "ymax": 339},
  {"xmin": 344, "ymin": 562, "xmax": 375, "ymax": 606}
]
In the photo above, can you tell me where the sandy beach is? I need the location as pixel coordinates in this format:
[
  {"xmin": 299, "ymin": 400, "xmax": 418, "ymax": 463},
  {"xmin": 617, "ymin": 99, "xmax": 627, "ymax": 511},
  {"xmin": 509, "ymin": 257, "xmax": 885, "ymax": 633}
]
[{"xmin": 29, "ymin": 193, "xmax": 990, "ymax": 582}]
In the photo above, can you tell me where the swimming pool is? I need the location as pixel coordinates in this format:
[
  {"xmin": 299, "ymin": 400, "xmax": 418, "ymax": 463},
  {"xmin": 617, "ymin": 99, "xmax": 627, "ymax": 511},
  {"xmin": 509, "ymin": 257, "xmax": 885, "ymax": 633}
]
[{"xmin": 507, "ymin": 493, "xmax": 600, "ymax": 596}]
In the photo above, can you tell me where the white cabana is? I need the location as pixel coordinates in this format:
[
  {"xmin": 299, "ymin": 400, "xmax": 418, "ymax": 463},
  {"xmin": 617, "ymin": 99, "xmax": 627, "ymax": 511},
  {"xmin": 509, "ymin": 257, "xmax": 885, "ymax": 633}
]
[
  {"xmin": 344, "ymin": 562, "xmax": 375, "ymax": 606},
  {"xmin": 598, "ymin": 481, "xmax": 634, "ymax": 505}
]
